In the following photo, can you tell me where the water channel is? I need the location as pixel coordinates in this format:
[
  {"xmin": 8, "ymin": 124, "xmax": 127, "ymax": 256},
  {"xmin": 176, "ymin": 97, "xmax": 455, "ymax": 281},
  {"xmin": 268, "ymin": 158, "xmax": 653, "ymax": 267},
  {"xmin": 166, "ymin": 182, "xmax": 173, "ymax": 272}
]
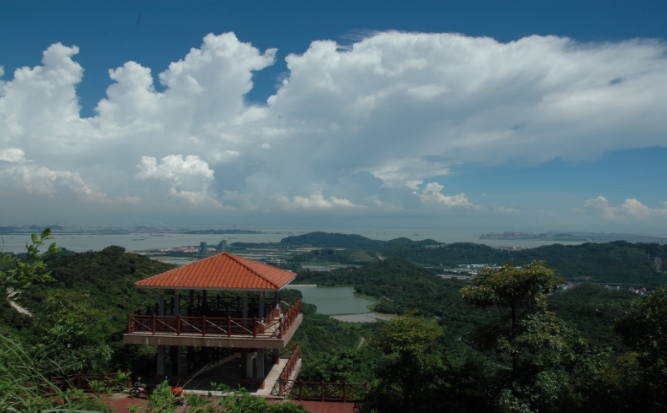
[
  {"xmin": 287, "ymin": 285, "xmax": 394, "ymax": 323},
  {"xmin": 288, "ymin": 285, "xmax": 373, "ymax": 315}
]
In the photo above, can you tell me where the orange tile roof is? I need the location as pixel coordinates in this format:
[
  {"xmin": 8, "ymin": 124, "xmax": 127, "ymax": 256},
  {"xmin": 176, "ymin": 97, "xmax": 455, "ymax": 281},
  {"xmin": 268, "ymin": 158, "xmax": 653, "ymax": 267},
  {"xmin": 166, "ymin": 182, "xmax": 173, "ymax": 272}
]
[{"xmin": 135, "ymin": 253, "xmax": 297, "ymax": 291}]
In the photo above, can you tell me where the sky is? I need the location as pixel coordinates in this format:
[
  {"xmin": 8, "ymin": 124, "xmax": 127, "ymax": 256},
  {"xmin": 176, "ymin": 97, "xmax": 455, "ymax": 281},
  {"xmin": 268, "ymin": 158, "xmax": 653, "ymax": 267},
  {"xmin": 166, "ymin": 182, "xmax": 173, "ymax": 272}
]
[{"xmin": 1, "ymin": 0, "xmax": 667, "ymax": 233}]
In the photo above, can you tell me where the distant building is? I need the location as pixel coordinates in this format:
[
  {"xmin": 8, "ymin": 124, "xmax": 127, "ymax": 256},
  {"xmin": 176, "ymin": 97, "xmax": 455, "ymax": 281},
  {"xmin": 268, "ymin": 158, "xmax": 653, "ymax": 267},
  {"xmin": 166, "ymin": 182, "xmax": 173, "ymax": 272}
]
[
  {"xmin": 199, "ymin": 242, "xmax": 207, "ymax": 255},
  {"xmin": 217, "ymin": 239, "xmax": 228, "ymax": 252}
]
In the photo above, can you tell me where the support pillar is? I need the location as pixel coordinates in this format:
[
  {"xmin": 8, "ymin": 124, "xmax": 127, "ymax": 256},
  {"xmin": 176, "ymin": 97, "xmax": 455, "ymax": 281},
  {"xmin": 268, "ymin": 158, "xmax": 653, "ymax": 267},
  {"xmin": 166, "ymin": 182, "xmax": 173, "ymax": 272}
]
[
  {"xmin": 158, "ymin": 290, "xmax": 165, "ymax": 316},
  {"xmin": 170, "ymin": 345, "xmax": 181, "ymax": 385},
  {"xmin": 273, "ymin": 348, "xmax": 280, "ymax": 365},
  {"xmin": 174, "ymin": 290, "xmax": 180, "ymax": 315},
  {"xmin": 202, "ymin": 290, "xmax": 208, "ymax": 310},
  {"xmin": 156, "ymin": 290, "xmax": 166, "ymax": 383},
  {"xmin": 242, "ymin": 292, "xmax": 248, "ymax": 318},
  {"xmin": 255, "ymin": 348, "xmax": 265, "ymax": 389},
  {"xmin": 258, "ymin": 292, "xmax": 265, "ymax": 320},
  {"xmin": 240, "ymin": 349, "xmax": 249, "ymax": 386},
  {"xmin": 156, "ymin": 345, "xmax": 166, "ymax": 383},
  {"xmin": 240, "ymin": 350, "xmax": 254, "ymax": 387}
]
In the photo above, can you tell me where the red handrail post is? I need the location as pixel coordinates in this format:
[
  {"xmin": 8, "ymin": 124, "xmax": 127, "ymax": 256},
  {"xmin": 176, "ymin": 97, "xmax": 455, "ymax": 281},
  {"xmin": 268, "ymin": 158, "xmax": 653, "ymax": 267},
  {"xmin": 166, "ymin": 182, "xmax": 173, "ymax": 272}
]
[
  {"xmin": 202, "ymin": 315, "xmax": 207, "ymax": 337},
  {"xmin": 253, "ymin": 317, "xmax": 257, "ymax": 338},
  {"xmin": 177, "ymin": 315, "xmax": 181, "ymax": 335},
  {"xmin": 299, "ymin": 380, "xmax": 303, "ymax": 401},
  {"xmin": 127, "ymin": 314, "xmax": 132, "ymax": 333},
  {"xmin": 152, "ymin": 314, "xmax": 156, "ymax": 334},
  {"xmin": 279, "ymin": 317, "xmax": 283, "ymax": 339},
  {"xmin": 343, "ymin": 381, "xmax": 347, "ymax": 403},
  {"xmin": 321, "ymin": 380, "xmax": 325, "ymax": 402},
  {"xmin": 227, "ymin": 316, "xmax": 231, "ymax": 337}
]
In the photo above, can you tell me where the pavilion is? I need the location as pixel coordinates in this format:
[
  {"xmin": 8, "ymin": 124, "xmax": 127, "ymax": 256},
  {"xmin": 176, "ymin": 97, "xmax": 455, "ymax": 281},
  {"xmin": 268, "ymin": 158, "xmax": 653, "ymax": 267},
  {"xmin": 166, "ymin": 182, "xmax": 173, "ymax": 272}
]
[{"xmin": 123, "ymin": 252, "xmax": 302, "ymax": 389}]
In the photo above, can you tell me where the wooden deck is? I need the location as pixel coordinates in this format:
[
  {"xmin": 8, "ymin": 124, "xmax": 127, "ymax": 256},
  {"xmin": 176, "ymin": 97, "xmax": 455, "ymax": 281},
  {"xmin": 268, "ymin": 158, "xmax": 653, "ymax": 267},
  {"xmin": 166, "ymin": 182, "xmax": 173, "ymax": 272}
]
[
  {"xmin": 123, "ymin": 299, "xmax": 301, "ymax": 349},
  {"xmin": 123, "ymin": 314, "xmax": 302, "ymax": 348}
]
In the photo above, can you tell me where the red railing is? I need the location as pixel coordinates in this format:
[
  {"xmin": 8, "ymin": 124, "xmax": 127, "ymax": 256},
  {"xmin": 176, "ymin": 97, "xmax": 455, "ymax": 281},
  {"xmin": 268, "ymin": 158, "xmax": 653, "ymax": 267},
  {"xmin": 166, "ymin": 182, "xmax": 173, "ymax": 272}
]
[
  {"xmin": 279, "ymin": 299, "xmax": 301, "ymax": 339},
  {"xmin": 127, "ymin": 299, "xmax": 300, "ymax": 339},
  {"xmin": 272, "ymin": 343, "xmax": 368, "ymax": 403},
  {"xmin": 277, "ymin": 344, "xmax": 300, "ymax": 396}
]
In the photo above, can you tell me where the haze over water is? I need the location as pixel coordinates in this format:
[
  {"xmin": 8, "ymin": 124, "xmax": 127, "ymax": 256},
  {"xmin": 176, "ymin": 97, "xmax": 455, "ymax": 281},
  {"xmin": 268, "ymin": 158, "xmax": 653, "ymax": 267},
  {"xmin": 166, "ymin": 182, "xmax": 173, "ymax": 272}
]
[{"xmin": 0, "ymin": 228, "xmax": 585, "ymax": 254}]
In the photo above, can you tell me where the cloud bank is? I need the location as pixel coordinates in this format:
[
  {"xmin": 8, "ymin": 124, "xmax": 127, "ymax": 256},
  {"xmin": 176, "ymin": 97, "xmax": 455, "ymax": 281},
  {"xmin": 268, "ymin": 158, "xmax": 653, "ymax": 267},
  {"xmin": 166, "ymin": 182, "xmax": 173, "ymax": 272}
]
[
  {"xmin": 1, "ymin": 31, "xmax": 667, "ymax": 226},
  {"xmin": 584, "ymin": 196, "xmax": 667, "ymax": 220}
]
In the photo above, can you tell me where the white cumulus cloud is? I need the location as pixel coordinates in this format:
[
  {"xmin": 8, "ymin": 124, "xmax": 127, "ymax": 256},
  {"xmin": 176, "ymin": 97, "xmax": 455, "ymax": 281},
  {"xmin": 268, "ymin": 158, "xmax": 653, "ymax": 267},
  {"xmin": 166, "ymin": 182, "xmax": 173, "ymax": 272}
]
[
  {"xmin": 584, "ymin": 196, "xmax": 667, "ymax": 220},
  {"xmin": 0, "ymin": 148, "xmax": 28, "ymax": 163},
  {"xmin": 419, "ymin": 183, "xmax": 475, "ymax": 208},
  {"xmin": 1, "ymin": 31, "xmax": 667, "ymax": 224},
  {"xmin": 280, "ymin": 191, "xmax": 363, "ymax": 210},
  {"xmin": 136, "ymin": 155, "xmax": 221, "ymax": 207}
]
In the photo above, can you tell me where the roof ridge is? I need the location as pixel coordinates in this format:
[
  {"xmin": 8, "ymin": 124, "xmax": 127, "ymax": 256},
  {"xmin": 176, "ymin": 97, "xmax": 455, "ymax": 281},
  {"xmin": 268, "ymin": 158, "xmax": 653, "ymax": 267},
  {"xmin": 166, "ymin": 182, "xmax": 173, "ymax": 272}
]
[{"xmin": 223, "ymin": 253, "xmax": 281, "ymax": 289}]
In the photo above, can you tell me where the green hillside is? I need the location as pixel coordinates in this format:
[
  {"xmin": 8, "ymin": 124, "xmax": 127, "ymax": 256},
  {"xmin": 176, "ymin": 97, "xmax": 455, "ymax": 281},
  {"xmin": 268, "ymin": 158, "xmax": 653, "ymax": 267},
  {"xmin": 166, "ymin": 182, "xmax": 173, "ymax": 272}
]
[
  {"xmin": 548, "ymin": 283, "xmax": 638, "ymax": 351},
  {"xmin": 1, "ymin": 246, "xmax": 172, "ymax": 341},
  {"xmin": 278, "ymin": 231, "xmax": 389, "ymax": 249},
  {"xmin": 296, "ymin": 258, "xmax": 500, "ymax": 345},
  {"xmin": 384, "ymin": 241, "xmax": 667, "ymax": 284},
  {"xmin": 266, "ymin": 232, "xmax": 667, "ymax": 284},
  {"xmin": 295, "ymin": 258, "xmax": 639, "ymax": 350}
]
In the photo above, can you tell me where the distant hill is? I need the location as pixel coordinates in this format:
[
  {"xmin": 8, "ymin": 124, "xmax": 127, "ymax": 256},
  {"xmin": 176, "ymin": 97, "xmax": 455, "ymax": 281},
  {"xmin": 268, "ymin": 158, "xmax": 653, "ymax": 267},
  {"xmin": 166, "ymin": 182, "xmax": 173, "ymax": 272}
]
[
  {"xmin": 278, "ymin": 231, "xmax": 433, "ymax": 249},
  {"xmin": 231, "ymin": 231, "xmax": 667, "ymax": 284},
  {"xmin": 279, "ymin": 232, "xmax": 387, "ymax": 248},
  {"xmin": 384, "ymin": 241, "xmax": 667, "ymax": 284}
]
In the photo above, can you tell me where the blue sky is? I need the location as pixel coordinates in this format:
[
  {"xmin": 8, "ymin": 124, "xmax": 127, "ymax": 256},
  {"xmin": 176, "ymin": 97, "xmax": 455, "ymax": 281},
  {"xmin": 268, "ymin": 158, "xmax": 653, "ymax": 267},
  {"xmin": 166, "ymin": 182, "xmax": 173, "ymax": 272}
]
[{"xmin": 1, "ymin": 1, "xmax": 666, "ymax": 232}]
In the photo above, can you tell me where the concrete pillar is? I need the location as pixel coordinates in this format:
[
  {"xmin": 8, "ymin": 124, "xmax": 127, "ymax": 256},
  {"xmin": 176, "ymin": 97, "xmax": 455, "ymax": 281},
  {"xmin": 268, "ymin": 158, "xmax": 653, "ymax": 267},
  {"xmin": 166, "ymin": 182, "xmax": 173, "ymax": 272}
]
[
  {"xmin": 242, "ymin": 292, "xmax": 248, "ymax": 319},
  {"xmin": 273, "ymin": 348, "xmax": 280, "ymax": 365},
  {"xmin": 157, "ymin": 290, "xmax": 167, "ymax": 383},
  {"xmin": 245, "ymin": 351, "xmax": 254, "ymax": 383},
  {"xmin": 258, "ymin": 291, "xmax": 265, "ymax": 320},
  {"xmin": 158, "ymin": 290, "xmax": 165, "ymax": 316},
  {"xmin": 255, "ymin": 348, "xmax": 265, "ymax": 388},
  {"xmin": 156, "ymin": 345, "xmax": 166, "ymax": 383},
  {"xmin": 170, "ymin": 345, "xmax": 181, "ymax": 384},
  {"xmin": 240, "ymin": 349, "xmax": 249, "ymax": 386},
  {"xmin": 174, "ymin": 290, "xmax": 180, "ymax": 315}
]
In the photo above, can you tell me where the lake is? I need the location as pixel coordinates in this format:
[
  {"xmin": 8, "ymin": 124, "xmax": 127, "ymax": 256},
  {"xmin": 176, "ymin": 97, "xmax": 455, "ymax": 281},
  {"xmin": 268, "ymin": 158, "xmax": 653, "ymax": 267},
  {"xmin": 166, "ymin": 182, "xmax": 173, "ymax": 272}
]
[{"xmin": 288, "ymin": 285, "xmax": 374, "ymax": 315}]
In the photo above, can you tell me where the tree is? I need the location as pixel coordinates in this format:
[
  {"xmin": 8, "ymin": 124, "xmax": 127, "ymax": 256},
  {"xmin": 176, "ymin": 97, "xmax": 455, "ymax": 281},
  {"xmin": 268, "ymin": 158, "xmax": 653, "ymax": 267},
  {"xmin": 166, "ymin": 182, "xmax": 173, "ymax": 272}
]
[
  {"xmin": 461, "ymin": 261, "xmax": 610, "ymax": 413},
  {"xmin": 366, "ymin": 312, "xmax": 448, "ymax": 413},
  {"xmin": 299, "ymin": 347, "xmax": 378, "ymax": 383},
  {"xmin": 461, "ymin": 261, "xmax": 564, "ymax": 376},
  {"xmin": 1, "ymin": 228, "xmax": 59, "ymax": 292},
  {"xmin": 33, "ymin": 290, "xmax": 112, "ymax": 374},
  {"xmin": 615, "ymin": 286, "xmax": 667, "ymax": 410}
]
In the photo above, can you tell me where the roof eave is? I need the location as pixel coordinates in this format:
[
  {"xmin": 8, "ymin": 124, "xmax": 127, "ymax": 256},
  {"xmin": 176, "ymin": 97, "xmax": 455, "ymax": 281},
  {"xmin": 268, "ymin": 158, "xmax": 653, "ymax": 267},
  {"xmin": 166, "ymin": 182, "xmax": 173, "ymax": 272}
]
[{"xmin": 134, "ymin": 282, "xmax": 297, "ymax": 292}]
